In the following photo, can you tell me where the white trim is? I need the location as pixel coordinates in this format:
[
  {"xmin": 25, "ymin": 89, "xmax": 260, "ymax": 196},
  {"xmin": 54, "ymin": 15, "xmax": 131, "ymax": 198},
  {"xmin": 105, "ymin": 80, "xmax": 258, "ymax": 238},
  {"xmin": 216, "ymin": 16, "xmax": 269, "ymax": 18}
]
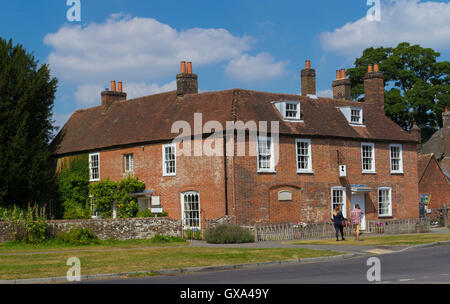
[
  {"xmin": 89, "ymin": 153, "xmax": 100, "ymax": 182},
  {"xmin": 350, "ymin": 107, "xmax": 363, "ymax": 125},
  {"xmin": 331, "ymin": 186, "xmax": 347, "ymax": 218},
  {"xmin": 389, "ymin": 144, "xmax": 404, "ymax": 174},
  {"xmin": 361, "ymin": 142, "xmax": 376, "ymax": 174},
  {"xmin": 123, "ymin": 153, "xmax": 134, "ymax": 173},
  {"xmin": 296, "ymin": 139, "xmax": 313, "ymax": 173},
  {"xmin": 181, "ymin": 191, "xmax": 201, "ymax": 230},
  {"xmin": 378, "ymin": 187, "xmax": 393, "ymax": 217},
  {"xmin": 162, "ymin": 144, "xmax": 176, "ymax": 177},
  {"xmin": 257, "ymin": 136, "xmax": 275, "ymax": 173},
  {"xmin": 273, "ymin": 101, "xmax": 303, "ymax": 122}
]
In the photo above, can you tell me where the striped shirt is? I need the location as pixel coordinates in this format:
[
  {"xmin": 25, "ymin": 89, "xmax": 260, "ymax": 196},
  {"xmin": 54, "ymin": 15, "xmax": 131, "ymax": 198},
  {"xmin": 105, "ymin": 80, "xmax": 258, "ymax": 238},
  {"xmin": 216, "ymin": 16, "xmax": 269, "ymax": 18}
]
[{"xmin": 351, "ymin": 209, "xmax": 363, "ymax": 225}]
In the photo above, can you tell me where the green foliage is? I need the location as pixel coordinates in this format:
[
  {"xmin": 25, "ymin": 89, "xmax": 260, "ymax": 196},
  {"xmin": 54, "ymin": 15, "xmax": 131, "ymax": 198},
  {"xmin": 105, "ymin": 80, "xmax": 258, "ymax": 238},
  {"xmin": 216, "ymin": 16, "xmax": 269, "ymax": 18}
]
[
  {"xmin": 150, "ymin": 234, "xmax": 186, "ymax": 243},
  {"xmin": 0, "ymin": 205, "xmax": 26, "ymax": 222},
  {"xmin": 136, "ymin": 209, "xmax": 169, "ymax": 218},
  {"xmin": 89, "ymin": 176, "xmax": 145, "ymax": 218},
  {"xmin": 55, "ymin": 228, "xmax": 100, "ymax": 246},
  {"xmin": 185, "ymin": 229, "xmax": 203, "ymax": 240},
  {"xmin": 347, "ymin": 42, "xmax": 449, "ymax": 142},
  {"xmin": 56, "ymin": 156, "xmax": 91, "ymax": 219},
  {"xmin": 23, "ymin": 204, "xmax": 49, "ymax": 244},
  {"xmin": 0, "ymin": 38, "xmax": 58, "ymax": 207},
  {"xmin": 205, "ymin": 224, "xmax": 255, "ymax": 244}
]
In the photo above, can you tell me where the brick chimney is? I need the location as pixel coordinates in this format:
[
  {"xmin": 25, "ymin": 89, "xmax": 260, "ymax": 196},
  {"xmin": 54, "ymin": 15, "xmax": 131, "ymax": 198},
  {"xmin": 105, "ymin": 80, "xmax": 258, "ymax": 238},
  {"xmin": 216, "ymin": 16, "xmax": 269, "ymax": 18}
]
[
  {"xmin": 177, "ymin": 61, "xmax": 198, "ymax": 97},
  {"xmin": 410, "ymin": 121, "xmax": 422, "ymax": 151},
  {"xmin": 364, "ymin": 64, "xmax": 384, "ymax": 111},
  {"xmin": 332, "ymin": 68, "xmax": 351, "ymax": 100},
  {"xmin": 443, "ymin": 107, "xmax": 450, "ymax": 156},
  {"xmin": 101, "ymin": 80, "xmax": 127, "ymax": 110},
  {"xmin": 301, "ymin": 60, "xmax": 316, "ymax": 96}
]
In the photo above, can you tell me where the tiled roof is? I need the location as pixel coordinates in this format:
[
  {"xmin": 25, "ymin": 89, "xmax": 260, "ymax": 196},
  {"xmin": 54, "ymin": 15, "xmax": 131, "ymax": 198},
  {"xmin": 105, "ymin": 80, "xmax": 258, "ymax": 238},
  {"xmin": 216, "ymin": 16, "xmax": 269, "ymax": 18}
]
[{"xmin": 51, "ymin": 89, "xmax": 418, "ymax": 156}]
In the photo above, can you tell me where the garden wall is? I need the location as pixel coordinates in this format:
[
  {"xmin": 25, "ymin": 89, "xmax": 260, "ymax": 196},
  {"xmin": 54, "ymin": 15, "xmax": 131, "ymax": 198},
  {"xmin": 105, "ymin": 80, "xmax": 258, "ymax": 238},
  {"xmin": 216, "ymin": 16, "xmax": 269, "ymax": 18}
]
[{"xmin": 0, "ymin": 217, "xmax": 183, "ymax": 243}]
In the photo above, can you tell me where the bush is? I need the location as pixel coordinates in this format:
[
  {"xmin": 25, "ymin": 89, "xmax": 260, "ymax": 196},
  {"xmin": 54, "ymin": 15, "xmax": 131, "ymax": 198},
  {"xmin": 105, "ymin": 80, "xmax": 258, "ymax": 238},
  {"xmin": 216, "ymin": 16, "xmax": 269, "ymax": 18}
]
[
  {"xmin": 184, "ymin": 229, "xmax": 202, "ymax": 240},
  {"xmin": 56, "ymin": 228, "xmax": 100, "ymax": 246},
  {"xmin": 205, "ymin": 224, "xmax": 255, "ymax": 244},
  {"xmin": 150, "ymin": 234, "xmax": 186, "ymax": 243},
  {"xmin": 136, "ymin": 209, "xmax": 169, "ymax": 218},
  {"xmin": 23, "ymin": 204, "xmax": 49, "ymax": 244}
]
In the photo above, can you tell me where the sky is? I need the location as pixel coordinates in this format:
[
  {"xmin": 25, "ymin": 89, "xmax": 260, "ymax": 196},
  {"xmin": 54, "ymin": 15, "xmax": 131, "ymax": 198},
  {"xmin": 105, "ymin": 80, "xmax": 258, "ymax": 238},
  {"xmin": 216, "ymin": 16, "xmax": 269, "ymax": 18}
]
[{"xmin": 0, "ymin": 0, "xmax": 449, "ymax": 132}]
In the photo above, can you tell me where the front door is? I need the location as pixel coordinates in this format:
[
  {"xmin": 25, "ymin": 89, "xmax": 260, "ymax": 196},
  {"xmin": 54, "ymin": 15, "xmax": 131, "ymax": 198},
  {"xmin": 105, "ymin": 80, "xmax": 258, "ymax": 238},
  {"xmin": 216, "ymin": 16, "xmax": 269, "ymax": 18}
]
[{"xmin": 351, "ymin": 193, "xmax": 366, "ymax": 230}]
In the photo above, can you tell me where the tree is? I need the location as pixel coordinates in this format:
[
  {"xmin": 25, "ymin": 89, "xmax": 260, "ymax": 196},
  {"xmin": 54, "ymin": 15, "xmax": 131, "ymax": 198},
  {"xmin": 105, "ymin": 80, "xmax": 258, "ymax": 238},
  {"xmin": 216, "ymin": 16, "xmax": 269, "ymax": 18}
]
[
  {"xmin": 0, "ymin": 38, "xmax": 58, "ymax": 207},
  {"xmin": 346, "ymin": 42, "xmax": 450, "ymax": 142}
]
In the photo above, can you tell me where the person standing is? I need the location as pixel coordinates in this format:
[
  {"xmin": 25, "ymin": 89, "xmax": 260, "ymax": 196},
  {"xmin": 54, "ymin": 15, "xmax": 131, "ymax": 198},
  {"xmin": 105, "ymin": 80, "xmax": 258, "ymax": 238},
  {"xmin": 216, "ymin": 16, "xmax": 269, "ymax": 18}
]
[
  {"xmin": 350, "ymin": 204, "xmax": 364, "ymax": 241},
  {"xmin": 332, "ymin": 205, "xmax": 345, "ymax": 241}
]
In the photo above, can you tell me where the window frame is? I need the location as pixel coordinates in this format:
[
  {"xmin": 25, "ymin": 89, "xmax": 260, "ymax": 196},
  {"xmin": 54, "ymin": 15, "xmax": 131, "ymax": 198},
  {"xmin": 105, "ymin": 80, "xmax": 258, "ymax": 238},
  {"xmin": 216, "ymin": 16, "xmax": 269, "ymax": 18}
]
[
  {"xmin": 89, "ymin": 153, "xmax": 100, "ymax": 182},
  {"xmin": 296, "ymin": 139, "xmax": 313, "ymax": 173},
  {"xmin": 123, "ymin": 153, "xmax": 134, "ymax": 173},
  {"xmin": 350, "ymin": 107, "xmax": 363, "ymax": 125},
  {"xmin": 284, "ymin": 102, "xmax": 301, "ymax": 121},
  {"xmin": 257, "ymin": 136, "xmax": 275, "ymax": 173},
  {"xmin": 389, "ymin": 144, "xmax": 404, "ymax": 174},
  {"xmin": 378, "ymin": 187, "xmax": 393, "ymax": 217},
  {"xmin": 162, "ymin": 144, "xmax": 177, "ymax": 177},
  {"xmin": 181, "ymin": 191, "xmax": 201, "ymax": 230},
  {"xmin": 331, "ymin": 187, "xmax": 347, "ymax": 218},
  {"xmin": 361, "ymin": 143, "xmax": 376, "ymax": 174}
]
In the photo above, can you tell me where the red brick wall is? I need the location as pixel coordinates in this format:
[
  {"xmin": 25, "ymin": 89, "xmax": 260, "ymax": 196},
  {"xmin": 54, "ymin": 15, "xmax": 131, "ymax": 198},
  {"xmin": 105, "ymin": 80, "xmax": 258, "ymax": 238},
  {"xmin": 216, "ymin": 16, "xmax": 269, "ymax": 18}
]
[
  {"xmin": 419, "ymin": 158, "xmax": 450, "ymax": 209},
  {"xmin": 232, "ymin": 135, "xmax": 419, "ymax": 225}
]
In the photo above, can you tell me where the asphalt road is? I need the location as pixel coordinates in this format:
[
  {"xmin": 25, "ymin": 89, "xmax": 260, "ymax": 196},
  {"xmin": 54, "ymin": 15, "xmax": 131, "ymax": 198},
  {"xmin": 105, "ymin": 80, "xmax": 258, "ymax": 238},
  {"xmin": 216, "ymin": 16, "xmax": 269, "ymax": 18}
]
[{"xmin": 87, "ymin": 244, "xmax": 450, "ymax": 284}]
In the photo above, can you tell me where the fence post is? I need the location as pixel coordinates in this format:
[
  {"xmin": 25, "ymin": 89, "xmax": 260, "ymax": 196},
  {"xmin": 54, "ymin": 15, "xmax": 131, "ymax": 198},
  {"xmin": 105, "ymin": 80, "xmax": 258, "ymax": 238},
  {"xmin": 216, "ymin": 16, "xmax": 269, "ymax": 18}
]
[
  {"xmin": 254, "ymin": 224, "xmax": 258, "ymax": 242},
  {"xmin": 443, "ymin": 205, "xmax": 448, "ymax": 228}
]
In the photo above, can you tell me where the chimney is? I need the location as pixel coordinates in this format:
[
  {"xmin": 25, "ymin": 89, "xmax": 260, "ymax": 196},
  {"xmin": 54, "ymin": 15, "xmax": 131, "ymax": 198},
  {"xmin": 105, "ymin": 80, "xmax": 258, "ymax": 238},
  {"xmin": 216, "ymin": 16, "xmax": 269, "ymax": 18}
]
[
  {"xmin": 101, "ymin": 80, "xmax": 127, "ymax": 110},
  {"xmin": 410, "ymin": 121, "xmax": 422, "ymax": 151},
  {"xmin": 332, "ymin": 68, "xmax": 351, "ymax": 100},
  {"xmin": 177, "ymin": 61, "xmax": 198, "ymax": 97},
  {"xmin": 443, "ymin": 107, "xmax": 450, "ymax": 156},
  {"xmin": 364, "ymin": 64, "xmax": 384, "ymax": 111},
  {"xmin": 301, "ymin": 60, "xmax": 316, "ymax": 96}
]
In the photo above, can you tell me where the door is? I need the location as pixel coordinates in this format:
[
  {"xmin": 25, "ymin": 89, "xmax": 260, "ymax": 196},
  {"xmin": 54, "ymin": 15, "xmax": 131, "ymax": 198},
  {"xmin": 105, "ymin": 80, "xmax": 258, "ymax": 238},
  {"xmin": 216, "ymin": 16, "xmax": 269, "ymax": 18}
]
[
  {"xmin": 351, "ymin": 193, "xmax": 366, "ymax": 230},
  {"xmin": 138, "ymin": 198, "xmax": 149, "ymax": 211}
]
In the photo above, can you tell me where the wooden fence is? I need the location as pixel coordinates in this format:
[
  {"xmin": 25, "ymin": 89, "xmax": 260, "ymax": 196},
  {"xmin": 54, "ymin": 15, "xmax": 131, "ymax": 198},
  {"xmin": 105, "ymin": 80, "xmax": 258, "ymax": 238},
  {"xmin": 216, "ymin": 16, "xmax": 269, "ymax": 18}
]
[{"xmin": 366, "ymin": 218, "xmax": 431, "ymax": 234}]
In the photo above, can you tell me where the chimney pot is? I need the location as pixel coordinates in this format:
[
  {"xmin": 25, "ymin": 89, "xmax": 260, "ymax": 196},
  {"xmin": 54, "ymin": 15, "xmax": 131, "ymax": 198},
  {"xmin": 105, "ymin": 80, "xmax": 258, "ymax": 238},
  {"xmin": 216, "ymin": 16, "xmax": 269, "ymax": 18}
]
[
  {"xmin": 336, "ymin": 70, "xmax": 340, "ymax": 80},
  {"xmin": 111, "ymin": 80, "xmax": 116, "ymax": 92},
  {"xmin": 374, "ymin": 64, "xmax": 379, "ymax": 72},
  {"xmin": 187, "ymin": 62, "xmax": 193, "ymax": 74},
  {"xmin": 340, "ymin": 69, "xmax": 346, "ymax": 79},
  {"xmin": 305, "ymin": 60, "xmax": 311, "ymax": 70},
  {"xmin": 301, "ymin": 60, "xmax": 316, "ymax": 96},
  {"xmin": 368, "ymin": 65, "xmax": 373, "ymax": 73},
  {"xmin": 118, "ymin": 81, "xmax": 123, "ymax": 93},
  {"xmin": 180, "ymin": 61, "xmax": 187, "ymax": 74}
]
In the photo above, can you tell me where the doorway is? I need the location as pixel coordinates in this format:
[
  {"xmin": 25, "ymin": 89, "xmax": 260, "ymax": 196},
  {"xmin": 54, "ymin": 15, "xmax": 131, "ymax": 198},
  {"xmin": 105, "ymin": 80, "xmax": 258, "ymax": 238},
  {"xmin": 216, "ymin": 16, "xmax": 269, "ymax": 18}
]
[{"xmin": 351, "ymin": 192, "xmax": 366, "ymax": 230}]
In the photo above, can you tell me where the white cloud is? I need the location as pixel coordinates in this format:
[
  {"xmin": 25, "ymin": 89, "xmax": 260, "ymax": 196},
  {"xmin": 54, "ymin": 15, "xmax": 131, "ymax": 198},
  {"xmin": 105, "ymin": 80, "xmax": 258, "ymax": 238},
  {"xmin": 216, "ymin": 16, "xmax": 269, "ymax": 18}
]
[
  {"xmin": 44, "ymin": 15, "xmax": 252, "ymax": 83},
  {"xmin": 225, "ymin": 53, "xmax": 288, "ymax": 82},
  {"xmin": 320, "ymin": 0, "xmax": 450, "ymax": 57},
  {"xmin": 74, "ymin": 81, "xmax": 176, "ymax": 106}
]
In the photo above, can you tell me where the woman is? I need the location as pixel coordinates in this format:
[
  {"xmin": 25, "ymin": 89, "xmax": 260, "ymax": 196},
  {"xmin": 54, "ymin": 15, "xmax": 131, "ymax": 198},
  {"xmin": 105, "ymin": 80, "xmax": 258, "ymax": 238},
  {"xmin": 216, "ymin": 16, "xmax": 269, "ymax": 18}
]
[{"xmin": 332, "ymin": 205, "xmax": 346, "ymax": 241}]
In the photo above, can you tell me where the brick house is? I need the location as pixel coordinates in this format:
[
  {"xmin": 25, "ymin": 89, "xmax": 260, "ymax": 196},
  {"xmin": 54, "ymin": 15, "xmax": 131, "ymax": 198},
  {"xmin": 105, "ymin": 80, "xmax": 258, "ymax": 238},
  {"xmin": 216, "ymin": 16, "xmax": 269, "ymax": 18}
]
[
  {"xmin": 51, "ymin": 61, "xmax": 420, "ymax": 230},
  {"xmin": 418, "ymin": 154, "xmax": 450, "ymax": 215}
]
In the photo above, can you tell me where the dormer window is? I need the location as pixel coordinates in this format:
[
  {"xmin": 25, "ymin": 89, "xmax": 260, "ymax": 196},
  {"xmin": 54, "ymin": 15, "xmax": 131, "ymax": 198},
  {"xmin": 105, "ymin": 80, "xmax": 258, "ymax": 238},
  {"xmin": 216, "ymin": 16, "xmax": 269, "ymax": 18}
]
[
  {"xmin": 338, "ymin": 107, "xmax": 363, "ymax": 125},
  {"xmin": 273, "ymin": 101, "xmax": 302, "ymax": 121}
]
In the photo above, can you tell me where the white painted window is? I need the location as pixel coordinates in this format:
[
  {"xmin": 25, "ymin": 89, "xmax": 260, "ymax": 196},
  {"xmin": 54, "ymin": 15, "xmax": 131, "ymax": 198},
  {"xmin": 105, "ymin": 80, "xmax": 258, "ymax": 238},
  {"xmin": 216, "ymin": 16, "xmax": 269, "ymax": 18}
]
[
  {"xmin": 331, "ymin": 187, "xmax": 347, "ymax": 218},
  {"xmin": 163, "ymin": 144, "xmax": 176, "ymax": 176},
  {"xmin": 361, "ymin": 143, "xmax": 376, "ymax": 173},
  {"xmin": 273, "ymin": 101, "xmax": 302, "ymax": 121},
  {"xmin": 378, "ymin": 187, "xmax": 392, "ymax": 217},
  {"xmin": 182, "ymin": 191, "xmax": 200, "ymax": 230},
  {"xmin": 296, "ymin": 139, "xmax": 313, "ymax": 173},
  {"xmin": 89, "ymin": 153, "xmax": 100, "ymax": 181},
  {"xmin": 389, "ymin": 144, "xmax": 403, "ymax": 174},
  {"xmin": 257, "ymin": 136, "xmax": 275, "ymax": 172},
  {"xmin": 124, "ymin": 154, "xmax": 134, "ymax": 173},
  {"xmin": 350, "ymin": 108, "xmax": 363, "ymax": 124}
]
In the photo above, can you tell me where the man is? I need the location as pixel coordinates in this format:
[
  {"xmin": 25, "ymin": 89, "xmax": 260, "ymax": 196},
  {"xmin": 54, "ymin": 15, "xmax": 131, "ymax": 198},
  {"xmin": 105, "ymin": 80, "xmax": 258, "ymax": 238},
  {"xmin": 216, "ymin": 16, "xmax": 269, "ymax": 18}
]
[{"xmin": 350, "ymin": 204, "xmax": 364, "ymax": 241}]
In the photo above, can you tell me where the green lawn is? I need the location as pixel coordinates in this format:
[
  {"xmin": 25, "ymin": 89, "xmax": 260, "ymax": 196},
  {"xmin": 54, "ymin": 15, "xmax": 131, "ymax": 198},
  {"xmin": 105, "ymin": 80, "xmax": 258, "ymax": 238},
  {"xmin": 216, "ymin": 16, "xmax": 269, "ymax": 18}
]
[
  {"xmin": 288, "ymin": 233, "xmax": 450, "ymax": 247},
  {"xmin": 0, "ymin": 247, "xmax": 342, "ymax": 280}
]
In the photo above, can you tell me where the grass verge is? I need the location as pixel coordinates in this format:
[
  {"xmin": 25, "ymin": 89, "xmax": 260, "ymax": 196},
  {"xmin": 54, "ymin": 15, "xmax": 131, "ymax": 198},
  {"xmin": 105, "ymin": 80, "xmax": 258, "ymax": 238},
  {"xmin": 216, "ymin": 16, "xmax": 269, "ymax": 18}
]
[
  {"xmin": 287, "ymin": 233, "xmax": 450, "ymax": 247},
  {"xmin": 0, "ymin": 247, "xmax": 342, "ymax": 281}
]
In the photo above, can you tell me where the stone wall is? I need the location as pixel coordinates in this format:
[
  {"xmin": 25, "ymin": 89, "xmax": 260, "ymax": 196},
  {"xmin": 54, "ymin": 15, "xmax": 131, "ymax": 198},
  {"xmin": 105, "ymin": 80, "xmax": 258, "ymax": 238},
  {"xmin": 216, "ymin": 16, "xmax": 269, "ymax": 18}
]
[{"xmin": 0, "ymin": 217, "xmax": 183, "ymax": 243}]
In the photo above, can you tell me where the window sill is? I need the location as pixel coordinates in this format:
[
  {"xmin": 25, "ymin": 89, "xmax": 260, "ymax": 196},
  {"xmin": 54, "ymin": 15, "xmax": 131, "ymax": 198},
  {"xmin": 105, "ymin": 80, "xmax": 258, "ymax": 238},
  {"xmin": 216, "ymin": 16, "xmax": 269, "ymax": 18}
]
[
  {"xmin": 362, "ymin": 171, "xmax": 376, "ymax": 175},
  {"xmin": 163, "ymin": 174, "xmax": 176, "ymax": 177},
  {"xmin": 258, "ymin": 170, "xmax": 277, "ymax": 174},
  {"xmin": 297, "ymin": 170, "xmax": 314, "ymax": 174},
  {"xmin": 378, "ymin": 215, "xmax": 393, "ymax": 219},
  {"xmin": 349, "ymin": 123, "xmax": 366, "ymax": 127},
  {"xmin": 90, "ymin": 179, "xmax": 100, "ymax": 182},
  {"xmin": 390, "ymin": 171, "xmax": 404, "ymax": 175}
]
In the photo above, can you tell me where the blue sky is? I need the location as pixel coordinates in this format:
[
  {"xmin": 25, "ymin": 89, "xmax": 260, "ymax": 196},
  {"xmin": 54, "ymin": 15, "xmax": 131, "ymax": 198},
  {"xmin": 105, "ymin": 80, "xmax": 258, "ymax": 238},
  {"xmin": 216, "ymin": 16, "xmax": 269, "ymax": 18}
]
[{"xmin": 1, "ymin": 0, "xmax": 449, "ymax": 130}]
